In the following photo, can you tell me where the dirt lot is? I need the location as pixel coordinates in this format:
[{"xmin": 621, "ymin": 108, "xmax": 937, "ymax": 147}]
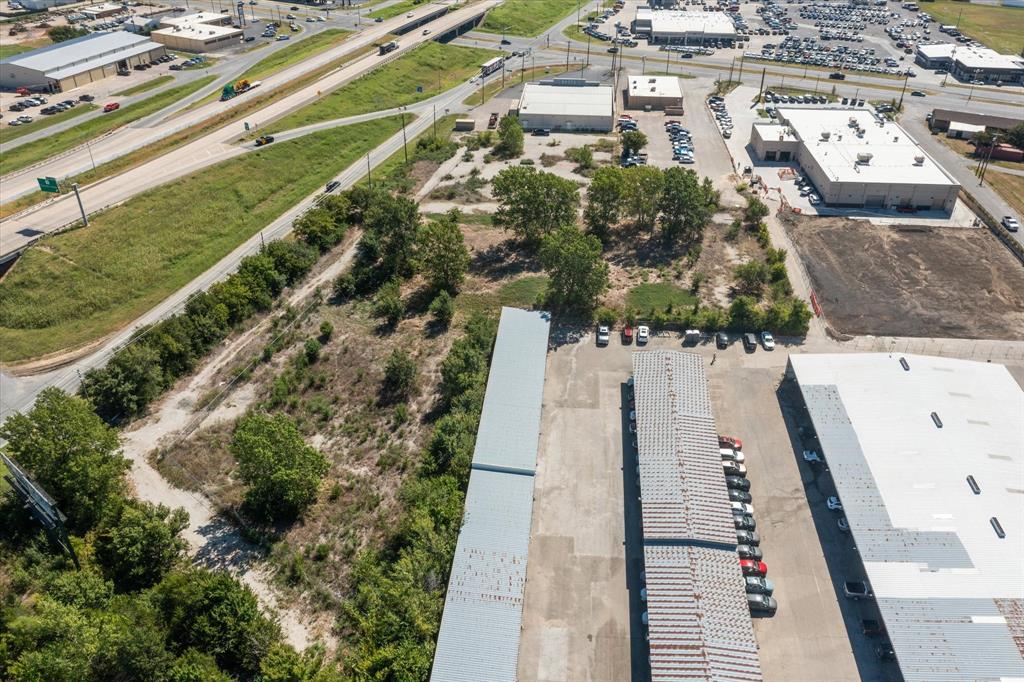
[{"xmin": 784, "ymin": 216, "xmax": 1024, "ymax": 340}]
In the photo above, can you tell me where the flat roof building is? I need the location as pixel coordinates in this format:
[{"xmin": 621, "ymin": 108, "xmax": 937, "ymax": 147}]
[
  {"xmin": 514, "ymin": 79, "xmax": 614, "ymax": 132},
  {"xmin": 0, "ymin": 31, "xmax": 166, "ymax": 91},
  {"xmin": 633, "ymin": 7, "xmax": 737, "ymax": 44},
  {"xmin": 430, "ymin": 307, "xmax": 551, "ymax": 682},
  {"xmin": 632, "ymin": 351, "xmax": 763, "ymax": 682},
  {"xmin": 929, "ymin": 107, "xmax": 1023, "ymax": 135},
  {"xmin": 152, "ymin": 11, "xmax": 242, "ymax": 52},
  {"xmin": 625, "ymin": 74, "xmax": 684, "ymax": 112},
  {"xmin": 788, "ymin": 353, "xmax": 1024, "ymax": 682},
  {"xmin": 750, "ymin": 107, "xmax": 959, "ymax": 212},
  {"xmin": 916, "ymin": 43, "xmax": 1024, "ymax": 84},
  {"xmin": 81, "ymin": 2, "xmax": 124, "ymax": 19}
]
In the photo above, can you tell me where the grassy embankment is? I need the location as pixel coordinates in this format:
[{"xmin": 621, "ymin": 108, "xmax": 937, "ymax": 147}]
[
  {"xmin": 0, "ymin": 103, "xmax": 98, "ymax": 143},
  {"xmin": 462, "ymin": 64, "xmax": 571, "ymax": 106},
  {"xmin": 367, "ymin": 0, "xmax": 428, "ymax": 20},
  {"xmin": 478, "ymin": 0, "xmax": 581, "ymax": 36},
  {"xmin": 266, "ymin": 41, "xmax": 498, "ymax": 133},
  {"xmin": 113, "ymin": 75, "xmax": 174, "ymax": 97},
  {"xmin": 0, "ymin": 115, "xmax": 405, "ymax": 364},
  {"xmin": 979, "ymin": 168, "xmax": 1024, "ymax": 217},
  {"xmin": 921, "ymin": 0, "xmax": 1024, "ymax": 55},
  {"xmin": 0, "ymin": 75, "xmax": 217, "ymax": 176}
]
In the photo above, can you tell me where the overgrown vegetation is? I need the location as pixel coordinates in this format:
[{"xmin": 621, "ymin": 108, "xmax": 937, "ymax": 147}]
[{"xmin": 479, "ymin": 0, "xmax": 581, "ymax": 36}]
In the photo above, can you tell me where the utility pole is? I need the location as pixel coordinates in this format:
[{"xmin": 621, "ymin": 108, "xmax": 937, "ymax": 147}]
[
  {"xmin": 566, "ymin": 39, "xmax": 571, "ymax": 71},
  {"xmin": 432, "ymin": 103, "xmax": 436, "ymax": 138},
  {"xmin": 897, "ymin": 72, "xmax": 909, "ymax": 110},
  {"xmin": 728, "ymin": 57, "xmax": 735, "ymax": 86},
  {"xmin": 366, "ymin": 152, "xmax": 372, "ymax": 189},
  {"xmin": 978, "ymin": 135, "xmax": 998, "ymax": 186},
  {"xmin": 71, "ymin": 183, "xmax": 88, "ymax": 226},
  {"xmin": 757, "ymin": 67, "xmax": 766, "ymax": 103},
  {"xmin": 400, "ymin": 108, "xmax": 408, "ymax": 164}
]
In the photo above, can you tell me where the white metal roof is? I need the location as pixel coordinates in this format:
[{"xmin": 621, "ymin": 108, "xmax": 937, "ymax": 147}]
[
  {"xmin": 0, "ymin": 32, "xmax": 153, "ymax": 73},
  {"xmin": 790, "ymin": 353, "xmax": 1024, "ymax": 682},
  {"xmin": 518, "ymin": 82, "xmax": 614, "ymax": 121},
  {"xmin": 471, "ymin": 307, "xmax": 552, "ymax": 474},
  {"xmin": 430, "ymin": 469, "xmax": 535, "ymax": 682},
  {"xmin": 628, "ymin": 74, "xmax": 683, "ymax": 100},
  {"xmin": 648, "ymin": 10, "xmax": 736, "ymax": 37},
  {"xmin": 917, "ymin": 43, "xmax": 1024, "ymax": 71},
  {"xmin": 947, "ymin": 121, "xmax": 985, "ymax": 134},
  {"xmin": 159, "ymin": 11, "xmax": 231, "ymax": 27},
  {"xmin": 777, "ymin": 108, "xmax": 958, "ymax": 186},
  {"xmin": 152, "ymin": 23, "xmax": 243, "ymax": 41}
]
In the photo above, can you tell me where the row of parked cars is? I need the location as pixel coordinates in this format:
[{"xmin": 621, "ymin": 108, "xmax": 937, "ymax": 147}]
[
  {"xmin": 7, "ymin": 93, "xmax": 94, "ymax": 126},
  {"xmin": 617, "ymin": 115, "xmax": 649, "ymax": 167},
  {"xmin": 707, "ymin": 95, "xmax": 732, "ymax": 140},
  {"xmin": 665, "ymin": 119, "xmax": 695, "ymax": 164}
]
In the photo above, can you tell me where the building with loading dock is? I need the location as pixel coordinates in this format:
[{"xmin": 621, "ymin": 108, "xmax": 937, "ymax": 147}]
[
  {"xmin": 513, "ymin": 79, "xmax": 615, "ymax": 132},
  {"xmin": 0, "ymin": 31, "xmax": 166, "ymax": 91},
  {"xmin": 750, "ymin": 108, "xmax": 959, "ymax": 212},
  {"xmin": 151, "ymin": 12, "xmax": 243, "ymax": 52}
]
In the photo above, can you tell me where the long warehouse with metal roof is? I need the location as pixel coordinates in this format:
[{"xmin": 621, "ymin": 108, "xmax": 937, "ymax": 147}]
[
  {"xmin": 788, "ymin": 353, "xmax": 1024, "ymax": 682},
  {"xmin": 430, "ymin": 307, "xmax": 551, "ymax": 682},
  {"xmin": 632, "ymin": 351, "xmax": 763, "ymax": 682}
]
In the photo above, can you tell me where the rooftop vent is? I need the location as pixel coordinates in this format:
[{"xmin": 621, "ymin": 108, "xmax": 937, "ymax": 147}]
[
  {"xmin": 913, "ymin": 155, "xmax": 925, "ymax": 165},
  {"xmin": 821, "ymin": 131, "xmax": 831, "ymax": 141},
  {"xmin": 894, "ymin": 135, "xmax": 900, "ymax": 143},
  {"xmin": 899, "ymin": 357, "xmax": 910, "ymax": 371},
  {"xmin": 991, "ymin": 517, "xmax": 1005, "ymax": 539},
  {"xmin": 967, "ymin": 475, "xmax": 980, "ymax": 495},
  {"xmin": 856, "ymin": 152, "xmax": 873, "ymax": 164},
  {"xmin": 848, "ymin": 116, "xmax": 858, "ymax": 126},
  {"xmin": 931, "ymin": 411, "xmax": 943, "ymax": 428}
]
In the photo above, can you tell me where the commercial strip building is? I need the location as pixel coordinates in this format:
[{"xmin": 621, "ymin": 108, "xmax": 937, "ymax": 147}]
[
  {"xmin": 513, "ymin": 79, "xmax": 615, "ymax": 132},
  {"xmin": 750, "ymin": 108, "xmax": 960, "ymax": 211},
  {"xmin": 632, "ymin": 7, "xmax": 737, "ymax": 45},
  {"xmin": 788, "ymin": 354, "xmax": 1024, "ymax": 682},
  {"xmin": 928, "ymin": 107, "xmax": 1023, "ymax": 135},
  {"xmin": 0, "ymin": 31, "xmax": 165, "ymax": 91},
  {"xmin": 632, "ymin": 351, "xmax": 763, "ymax": 682},
  {"xmin": 624, "ymin": 74, "xmax": 684, "ymax": 112},
  {"xmin": 152, "ymin": 11, "xmax": 243, "ymax": 52},
  {"xmin": 915, "ymin": 44, "xmax": 1024, "ymax": 84},
  {"xmin": 80, "ymin": 2, "xmax": 124, "ymax": 19},
  {"xmin": 430, "ymin": 307, "xmax": 551, "ymax": 682}
]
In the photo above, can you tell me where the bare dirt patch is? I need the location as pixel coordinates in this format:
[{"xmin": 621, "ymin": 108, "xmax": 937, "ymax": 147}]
[{"xmin": 784, "ymin": 215, "xmax": 1024, "ymax": 339}]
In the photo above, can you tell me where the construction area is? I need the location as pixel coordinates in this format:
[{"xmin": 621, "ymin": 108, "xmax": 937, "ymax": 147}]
[{"xmin": 782, "ymin": 215, "xmax": 1024, "ymax": 340}]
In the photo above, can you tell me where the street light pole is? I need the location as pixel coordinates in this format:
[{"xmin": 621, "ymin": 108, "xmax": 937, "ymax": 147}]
[
  {"xmin": 897, "ymin": 72, "xmax": 908, "ymax": 110},
  {"xmin": 71, "ymin": 183, "xmax": 88, "ymax": 226},
  {"xmin": 401, "ymin": 108, "xmax": 408, "ymax": 164}
]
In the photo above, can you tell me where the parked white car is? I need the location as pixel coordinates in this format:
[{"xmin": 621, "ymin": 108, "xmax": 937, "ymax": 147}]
[
  {"xmin": 636, "ymin": 325, "xmax": 650, "ymax": 344},
  {"xmin": 720, "ymin": 447, "xmax": 745, "ymax": 463},
  {"xmin": 731, "ymin": 501, "xmax": 755, "ymax": 516},
  {"xmin": 827, "ymin": 496, "xmax": 843, "ymax": 511}
]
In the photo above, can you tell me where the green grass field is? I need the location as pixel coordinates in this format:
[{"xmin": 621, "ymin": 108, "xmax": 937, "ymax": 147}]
[
  {"xmin": 113, "ymin": 75, "xmax": 174, "ymax": 97},
  {"xmin": 267, "ymin": 42, "xmax": 497, "ymax": 132},
  {"xmin": 368, "ymin": 0, "xmax": 425, "ymax": 20},
  {"xmin": 480, "ymin": 0, "xmax": 582, "ymax": 36},
  {"xmin": 458, "ymin": 275, "xmax": 548, "ymax": 316},
  {"xmin": 626, "ymin": 282, "xmax": 697, "ymax": 313},
  {"xmin": 0, "ymin": 103, "xmax": 97, "ymax": 143},
  {"xmin": 0, "ymin": 115, "xmax": 405, "ymax": 364},
  {"xmin": 242, "ymin": 28, "xmax": 352, "ymax": 81},
  {"xmin": 921, "ymin": 0, "xmax": 1024, "ymax": 55},
  {"xmin": 0, "ymin": 75, "xmax": 217, "ymax": 176},
  {"xmin": 0, "ymin": 38, "xmax": 49, "ymax": 60}
]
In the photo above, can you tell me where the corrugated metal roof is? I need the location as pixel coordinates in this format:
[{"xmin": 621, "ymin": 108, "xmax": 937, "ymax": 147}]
[
  {"xmin": 790, "ymin": 353, "xmax": 1024, "ymax": 682},
  {"xmin": 633, "ymin": 351, "xmax": 763, "ymax": 682},
  {"xmin": 644, "ymin": 546, "xmax": 763, "ymax": 682},
  {"xmin": 46, "ymin": 41, "xmax": 163, "ymax": 80},
  {"xmin": 430, "ymin": 469, "xmax": 535, "ymax": 682},
  {"xmin": 633, "ymin": 351, "xmax": 738, "ymax": 545},
  {"xmin": 471, "ymin": 307, "xmax": 551, "ymax": 474},
  {"xmin": 1, "ymin": 32, "xmax": 152, "ymax": 71},
  {"xmin": 431, "ymin": 307, "xmax": 551, "ymax": 682}
]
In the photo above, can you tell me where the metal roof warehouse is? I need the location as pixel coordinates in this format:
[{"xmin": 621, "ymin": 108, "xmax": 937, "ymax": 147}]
[
  {"xmin": 633, "ymin": 351, "xmax": 763, "ymax": 682},
  {"xmin": 430, "ymin": 307, "xmax": 551, "ymax": 682},
  {"xmin": 788, "ymin": 353, "xmax": 1024, "ymax": 682}
]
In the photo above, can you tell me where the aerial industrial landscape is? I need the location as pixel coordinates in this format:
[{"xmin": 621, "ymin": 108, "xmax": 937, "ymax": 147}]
[{"xmin": 0, "ymin": 0, "xmax": 1021, "ymax": 678}]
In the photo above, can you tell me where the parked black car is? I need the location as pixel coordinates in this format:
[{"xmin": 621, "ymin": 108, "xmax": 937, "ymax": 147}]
[
  {"xmin": 729, "ymin": 489, "xmax": 753, "ymax": 504},
  {"xmin": 725, "ymin": 475, "xmax": 750, "ymax": 491},
  {"xmin": 715, "ymin": 331, "xmax": 729, "ymax": 349},
  {"xmin": 736, "ymin": 529, "xmax": 760, "ymax": 546},
  {"xmin": 743, "ymin": 333, "xmax": 758, "ymax": 352}
]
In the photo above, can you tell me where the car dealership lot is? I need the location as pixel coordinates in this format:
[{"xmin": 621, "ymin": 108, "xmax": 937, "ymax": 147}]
[{"xmin": 519, "ymin": 329, "xmax": 894, "ymax": 681}]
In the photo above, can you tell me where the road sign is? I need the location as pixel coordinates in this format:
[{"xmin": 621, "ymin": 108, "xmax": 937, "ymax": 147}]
[
  {"xmin": 37, "ymin": 177, "xmax": 60, "ymax": 193},
  {"xmin": 416, "ymin": 85, "xmax": 423, "ymax": 93}
]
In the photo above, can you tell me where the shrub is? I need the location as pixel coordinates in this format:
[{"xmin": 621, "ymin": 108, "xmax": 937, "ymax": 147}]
[
  {"xmin": 332, "ymin": 273, "xmax": 356, "ymax": 301},
  {"xmin": 303, "ymin": 339, "xmax": 321, "ymax": 364},
  {"xmin": 373, "ymin": 280, "xmax": 405, "ymax": 326},
  {"xmin": 382, "ymin": 349, "xmax": 418, "ymax": 401},
  {"xmin": 595, "ymin": 306, "xmax": 618, "ymax": 326},
  {"xmin": 319, "ymin": 320, "xmax": 334, "ymax": 341},
  {"xmin": 429, "ymin": 290, "xmax": 456, "ymax": 327}
]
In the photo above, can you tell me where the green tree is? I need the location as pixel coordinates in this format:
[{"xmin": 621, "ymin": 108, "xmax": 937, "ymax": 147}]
[
  {"xmin": 156, "ymin": 569, "xmax": 281, "ymax": 678},
  {"xmin": 382, "ymin": 349, "xmax": 418, "ymax": 401},
  {"xmin": 495, "ymin": 115, "xmax": 524, "ymax": 158},
  {"xmin": 80, "ymin": 342, "xmax": 165, "ymax": 421},
  {"xmin": 293, "ymin": 207, "xmax": 346, "ymax": 253},
  {"xmin": 429, "ymin": 290, "xmax": 456, "ymax": 327},
  {"xmin": 658, "ymin": 167, "xmax": 717, "ymax": 244},
  {"xmin": 539, "ymin": 226, "xmax": 609, "ymax": 309},
  {"xmin": 733, "ymin": 260, "xmax": 769, "ymax": 298},
  {"xmin": 744, "ymin": 195, "xmax": 770, "ymax": 224},
  {"xmin": 259, "ymin": 642, "xmax": 341, "ymax": 682},
  {"xmin": 231, "ymin": 413, "xmax": 328, "ymax": 521},
  {"xmin": 47, "ymin": 25, "xmax": 88, "ymax": 42},
  {"xmin": 567, "ymin": 145, "xmax": 594, "ymax": 172},
  {"xmin": 492, "ymin": 167, "xmax": 580, "ymax": 249},
  {"xmin": 621, "ymin": 165, "xmax": 664, "ymax": 232},
  {"xmin": 94, "ymin": 500, "xmax": 189, "ymax": 592},
  {"xmin": 372, "ymin": 279, "xmax": 405, "ymax": 326},
  {"xmin": 728, "ymin": 294, "xmax": 765, "ymax": 331},
  {"xmin": 621, "ymin": 130, "xmax": 648, "ymax": 155},
  {"xmin": 970, "ymin": 129, "xmax": 994, "ymax": 150},
  {"xmin": 1006, "ymin": 123, "xmax": 1024, "ymax": 150},
  {"xmin": 169, "ymin": 649, "xmax": 234, "ymax": 682},
  {"xmin": 0, "ymin": 388, "xmax": 128, "ymax": 532},
  {"xmin": 584, "ymin": 166, "xmax": 624, "ymax": 242},
  {"xmin": 418, "ymin": 210, "xmax": 469, "ymax": 293},
  {"xmin": 363, "ymin": 195, "xmax": 421, "ymax": 278}
]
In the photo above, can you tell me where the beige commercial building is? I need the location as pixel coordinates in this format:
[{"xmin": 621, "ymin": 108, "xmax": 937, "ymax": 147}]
[
  {"xmin": 624, "ymin": 74, "xmax": 684, "ymax": 112},
  {"xmin": 152, "ymin": 12, "xmax": 242, "ymax": 52},
  {"xmin": 513, "ymin": 79, "xmax": 615, "ymax": 132},
  {"xmin": 750, "ymin": 108, "xmax": 959, "ymax": 212}
]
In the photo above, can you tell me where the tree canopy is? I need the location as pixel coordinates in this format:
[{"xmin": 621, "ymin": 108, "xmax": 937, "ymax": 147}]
[
  {"xmin": 539, "ymin": 226, "xmax": 609, "ymax": 310},
  {"xmin": 495, "ymin": 115, "xmax": 524, "ymax": 158},
  {"xmin": 418, "ymin": 210, "xmax": 469, "ymax": 293},
  {"xmin": 492, "ymin": 167, "xmax": 580, "ymax": 249},
  {"xmin": 658, "ymin": 167, "xmax": 719, "ymax": 244},
  {"xmin": 584, "ymin": 166, "xmax": 624, "ymax": 242},
  {"xmin": 94, "ymin": 500, "xmax": 189, "ymax": 592}
]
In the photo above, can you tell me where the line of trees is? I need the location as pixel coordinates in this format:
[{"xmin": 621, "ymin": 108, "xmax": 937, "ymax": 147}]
[{"xmin": 0, "ymin": 388, "xmax": 335, "ymax": 681}]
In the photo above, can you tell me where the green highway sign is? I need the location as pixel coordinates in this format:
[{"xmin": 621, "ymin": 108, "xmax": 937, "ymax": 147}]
[{"xmin": 37, "ymin": 177, "xmax": 60, "ymax": 194}]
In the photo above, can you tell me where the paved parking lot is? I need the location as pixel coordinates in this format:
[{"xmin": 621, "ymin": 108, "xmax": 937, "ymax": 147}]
[{"xmin": 520, "ymin": 329, "xmax": 898, "ymax": 681}]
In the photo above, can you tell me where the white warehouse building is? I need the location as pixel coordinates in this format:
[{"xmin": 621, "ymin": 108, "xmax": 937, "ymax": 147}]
[
  {"xmin": 513, "ymin": 79, "xmax": 614, "ymax": 132},
  {"xmin": 750, "ymin": 108, "xmax": 959, "ymax": 212},
  {"xmin": 633, "ymin": 7, "xmax": 737, "ymax": 44}
]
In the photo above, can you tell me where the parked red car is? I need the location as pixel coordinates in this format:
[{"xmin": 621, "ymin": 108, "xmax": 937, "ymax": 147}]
[
  {"xmin": 103, "ymin": 102, "xmax": 120, "ymax": 112},
  {"xmin": 740, "ymin": 559, "xmax": 767, "ymax": 576},
  {"xmin": 622, "ymin": 326, "xmax": 633, "ymax": 344},
  {"xmin": 719, "ymin": 435, "xmax": 743, "ymax": 450}
]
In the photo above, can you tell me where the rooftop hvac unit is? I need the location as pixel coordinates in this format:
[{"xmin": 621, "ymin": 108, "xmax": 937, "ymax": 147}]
[
  {"xmin": 856, "ymin": 152, "xmax": 873, "ymax": 164},
  {"xmin": 893, "ymin": 135, "xmax": 900, "ymax": 143},
  {"xmin": 649, "ymin": 78, "xmax": 656, "ymax": 83},
  {"xmin": 821, "ymin": 131, "xmax": 831, "ymax": 141},
  {"xmin": 848, "ymin": 116, "xmax": 858, "ymax": 127},
  {"xmin": 913, "ymin": 155, "xmax": 925, "ymax": 165}
]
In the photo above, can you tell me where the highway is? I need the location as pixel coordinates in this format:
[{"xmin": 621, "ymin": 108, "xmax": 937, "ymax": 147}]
[{"xmin": 0, "ymin": 0, "xmax": 499, "ymax": 257}]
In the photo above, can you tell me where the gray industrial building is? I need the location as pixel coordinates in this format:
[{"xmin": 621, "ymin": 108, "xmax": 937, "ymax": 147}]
[
  {"xmin": 625, "ymin": 74, "xmax": 684, "ymax": 112},
  {"xmin": 430, "ymin": 307, "xmax": 551, "ymax": 682},
  {"xmin": 915, "ymin": 44, "xmax": 1024, "ymax": 84},
  {"xmin": 632, "ymin": 7, "xmax": 737, "ymax": 44},
  {"xmin": 632, "ymin": 351, "xmax": 763, "ymax": 682},
  {"xmin": 0, "ymin": 32, "xmax": 165, "ymax": 91},
  {"xmin": 788, "ymin": 354, "xmax": 1024, "ymax": 682},
  {"xmin": 514, "ymin": 79, "xmax": 614, "ymax": 132}
]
